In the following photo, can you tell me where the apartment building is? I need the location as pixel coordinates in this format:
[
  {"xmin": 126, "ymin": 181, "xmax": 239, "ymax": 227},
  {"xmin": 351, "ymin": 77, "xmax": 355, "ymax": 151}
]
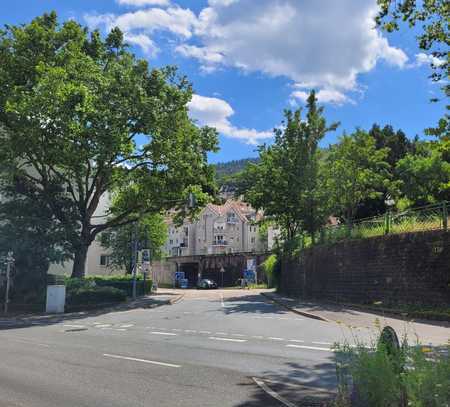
[{"xmin": 164, "ymin": 200, "xmax": 266, "ymax": 257}]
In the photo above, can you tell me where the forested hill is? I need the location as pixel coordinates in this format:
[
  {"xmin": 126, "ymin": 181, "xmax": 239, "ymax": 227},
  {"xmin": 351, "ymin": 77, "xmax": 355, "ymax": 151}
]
[{"xmin": 214, "ymin": 158, "xmax": 259, "ymax": 184}]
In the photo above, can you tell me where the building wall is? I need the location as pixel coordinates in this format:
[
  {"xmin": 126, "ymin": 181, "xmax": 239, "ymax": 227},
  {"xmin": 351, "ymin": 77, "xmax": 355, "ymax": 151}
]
[{"xmin": 280, "ymin": 230, "xmax": 450, "ymax": 306}]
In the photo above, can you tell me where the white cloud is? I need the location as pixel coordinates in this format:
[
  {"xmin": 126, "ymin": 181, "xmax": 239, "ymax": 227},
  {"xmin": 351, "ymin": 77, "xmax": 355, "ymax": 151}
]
[
  {"xmin": 291, "ymin": 88, "xmax": 353, "ymax": 105},
  {"xmin": 185, "ymin": 0, "xmax": 407, "ymax": 103},
  {"xmin": 415, "ymin": 52, "xmax": 446, "ymax": 68},
  {"xmin": 85, "ymin": 0, "xmax": 410, "ymax": 106},
  {"xmin": 188, "ymin": 95, "xmax": 272, "ymax": 144},
  {"xmin": 125, "ymin": 33, "xmax": 159, "ymax": 56},
  {"xmin": 116, "ymin": 0, "xmax": 170, "ymax": 6}
]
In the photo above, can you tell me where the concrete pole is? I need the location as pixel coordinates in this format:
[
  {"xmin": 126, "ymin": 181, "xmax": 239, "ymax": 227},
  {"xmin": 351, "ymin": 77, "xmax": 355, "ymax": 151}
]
[{"xmin": 132, "ymin": 222, "xmax": 139, "ymax": 300}]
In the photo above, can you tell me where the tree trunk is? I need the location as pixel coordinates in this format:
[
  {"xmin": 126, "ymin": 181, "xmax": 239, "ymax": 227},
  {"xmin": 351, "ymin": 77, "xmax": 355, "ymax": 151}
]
[{"xmin": 71, "ymin": 243, "xmax": 89, "ymax": 278}]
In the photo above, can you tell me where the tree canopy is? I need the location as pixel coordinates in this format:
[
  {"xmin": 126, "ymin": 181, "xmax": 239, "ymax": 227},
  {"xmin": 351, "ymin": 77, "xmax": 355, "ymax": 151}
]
[
  {"xmin": 238, "ymin": 91, "xmax": 338, "ymax": 242},
  {"xmin": 0, "ymin": 12, "xmax": 218, "ymax": 277}
]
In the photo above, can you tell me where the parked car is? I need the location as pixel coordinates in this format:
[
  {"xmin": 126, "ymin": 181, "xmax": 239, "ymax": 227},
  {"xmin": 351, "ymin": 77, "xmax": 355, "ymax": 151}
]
[{"xmin": 197, "ymin": 279, "xmax": 218, "ymax": 289}]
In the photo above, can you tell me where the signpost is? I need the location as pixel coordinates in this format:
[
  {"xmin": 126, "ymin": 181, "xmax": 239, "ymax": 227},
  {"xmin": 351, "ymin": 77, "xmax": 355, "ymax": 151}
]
[{"xmin": 219, "ymin": 266, "xmax": 225, "ymax": 288}]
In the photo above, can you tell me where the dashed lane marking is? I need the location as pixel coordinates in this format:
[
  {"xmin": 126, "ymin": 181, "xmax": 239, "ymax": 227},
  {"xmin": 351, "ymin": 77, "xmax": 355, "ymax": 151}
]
[
  {"xmin": 209, "ymin": 336, "xmax": 247, "ymax": 343},
  {"xmin": 268, "ymin": 337, "xmax": 284, "ymax": 341},
  {"xmin": 286, "ymin": 344, "xmax": 332, "ymax": 352},
  {"xmin": 150, "ymin": 331, "xmax": 177, "ymax": 336},
  {"xmin": 103, "ymin": 354, "xmax": 180, "ymax": 368}
]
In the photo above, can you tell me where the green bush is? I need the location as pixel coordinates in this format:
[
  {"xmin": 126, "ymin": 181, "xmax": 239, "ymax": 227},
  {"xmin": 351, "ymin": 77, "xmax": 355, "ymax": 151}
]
[
  {"xmin": 261, "ymin": 254, "xmax": 278, "ymax": 288},
  {"xmin": 335, "ymin": 334, "xmax": 450, "ymax": 407},
  {"xmin": 65, "ymin": 275, "xmax": 152, "ymax": 297},
  {"xmin": 66, "ymin": 286, "xmax": 126, "ymax": 307}
]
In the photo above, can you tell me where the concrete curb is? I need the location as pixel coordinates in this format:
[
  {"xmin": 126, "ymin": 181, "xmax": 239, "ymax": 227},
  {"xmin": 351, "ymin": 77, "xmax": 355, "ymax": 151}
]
[
  {"xmin": 168, "ymin": 293, "xmax": 185, "ymax": 305},
  {"xmin": 261, "ymin": 292, "xmax": 329, "ymax": 322}
]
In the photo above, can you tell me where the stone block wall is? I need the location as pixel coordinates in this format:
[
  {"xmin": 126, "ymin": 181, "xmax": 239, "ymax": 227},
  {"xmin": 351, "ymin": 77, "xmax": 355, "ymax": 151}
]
[{"xmin": 280, "ymin": 230, "xmax": 450, "ymax": 305}]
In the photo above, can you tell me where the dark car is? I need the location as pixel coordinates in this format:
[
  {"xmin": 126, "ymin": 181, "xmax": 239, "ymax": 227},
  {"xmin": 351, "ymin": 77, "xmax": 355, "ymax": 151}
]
[{"xmin": 197, "ymin": 279, "xmax": 218, "ymax": 289}]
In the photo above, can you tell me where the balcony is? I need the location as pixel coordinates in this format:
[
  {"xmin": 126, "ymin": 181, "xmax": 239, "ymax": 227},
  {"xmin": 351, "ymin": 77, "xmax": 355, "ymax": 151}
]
[{"xmin": 212, "ymin": 240, "xmax": 228, "ymax": 246}]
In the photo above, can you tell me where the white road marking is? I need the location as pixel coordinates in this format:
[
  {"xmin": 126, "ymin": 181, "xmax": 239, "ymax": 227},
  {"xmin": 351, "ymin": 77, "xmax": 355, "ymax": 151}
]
[
  {"xmin": 209, "ymin": 336, "xmax": 247, "ymax": 343},
  {"xmin": 63, "ymin": 324, "xmax": 85, "ymax": 329},
  {"xmin": 312, "ymin": 341, "xmax": 333, "ymax": 346},
  {"xmin": 252, "ymin": 377, "xmax": 297, "ymax": 407},
  {"xmin": 199, "ymin": 331, "xmax": 211, "ymax": 334},
  {"xmin": 215, "ymin": 332, "xmax": 227, "ymax": 335},
  {"xmin": 184, "ymin": 330, "xmax": 197, "ymax": 333},
  {"xmin": 115, "ymin": 329, "xmax": 127, "ymax": 332},
  {"xmin": 171, "ymin": 328, "xmax": 182, "ymax": 332},
  {"xmin": 150, "ymin": 331, "xmax": 177, "ymax": 336},
  {"xmin": 95, "ymin": 324, "xmax": 111, "ymax": 328},
  {"xmin": 268, "ymin": 337, "xmax": 284, "ymax": 341},
  {"xmin": 288, "ymin": 339, "xmax": 305, "ymax": 343},
  {"xmin": 231, "ymin": 333, "xmax": 246, "ymax": 337},
  {"xmin": 119, "ymin": 324, "xmax": 134, "ymax": 328},
  {"xmin": 252, "ymin": 335, "xmax": 264, "ymax": 339},
  {"xmin": 220, "ymin": 293, "xmax": 225, "ymax": 307},
  {"xmin": 8, "ymin": 338, "xmax": 50, "ymax": 348},
  {"xmin": 286, "ymin": 344, "xmax": 332, "ymax": 352},
  {"xmin": 103, "ymin": 354, "xmax": 180, "ymax": 368}
]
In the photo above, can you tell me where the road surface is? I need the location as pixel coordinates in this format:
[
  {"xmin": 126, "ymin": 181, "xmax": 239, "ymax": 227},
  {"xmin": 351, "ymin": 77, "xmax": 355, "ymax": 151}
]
[{"xmin": 0, "ymin": 289, "xmax": 359, "ymax": 406}]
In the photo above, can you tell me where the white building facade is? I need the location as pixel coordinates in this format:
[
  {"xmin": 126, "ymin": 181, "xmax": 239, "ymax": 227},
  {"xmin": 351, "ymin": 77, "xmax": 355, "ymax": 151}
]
[{"xmin": 164, "ymin": 200, "xmax": 266, "ymax": 257}]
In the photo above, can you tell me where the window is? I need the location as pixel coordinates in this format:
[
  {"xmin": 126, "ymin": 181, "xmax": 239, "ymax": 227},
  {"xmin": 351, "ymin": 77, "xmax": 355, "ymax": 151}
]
[
  {"xmin": 170, "ymin": 239, "xmax": 173, "ymax": 244},
  {"xmin": 214, "ymin": 235, "xmax": 225, "ymax": 245},
  {"xmin": 251, "ymin": 237, "xmax": 256, "ymax": 244},
  {"xmin": 100, "ymin": 255, "xmax": 109, "ymax": 266}
]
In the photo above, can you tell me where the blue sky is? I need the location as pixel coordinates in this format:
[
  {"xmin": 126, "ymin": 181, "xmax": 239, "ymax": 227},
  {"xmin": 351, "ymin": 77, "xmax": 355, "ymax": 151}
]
[{"xmin": 1, "ymin": 0, "xmax": 446, "ymax": 163}]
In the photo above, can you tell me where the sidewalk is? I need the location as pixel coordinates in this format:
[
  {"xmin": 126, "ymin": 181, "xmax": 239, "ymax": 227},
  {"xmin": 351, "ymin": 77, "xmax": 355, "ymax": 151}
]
[
  {"xmin": 262, "ymin": 291, "xmax": 450, "ymax": 346},
  {"xmin": 0, "ymin": 292, "xmax": 183, "ymax": 328}
]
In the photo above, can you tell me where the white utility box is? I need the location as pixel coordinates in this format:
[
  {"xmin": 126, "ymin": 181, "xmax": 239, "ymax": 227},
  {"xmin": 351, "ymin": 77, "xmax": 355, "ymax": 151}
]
[{"xmin": 46, "ymin": 285, "xmax": 66, "ymax": 313}]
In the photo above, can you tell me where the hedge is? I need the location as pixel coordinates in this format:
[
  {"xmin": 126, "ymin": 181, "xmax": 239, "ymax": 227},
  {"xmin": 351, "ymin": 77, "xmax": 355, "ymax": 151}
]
[
  {"xmin": 64, "ymin": 275, "xmax": 152, "ymax": 297},
  {"xmin": 66, "ymin": 286, "xmax": 127, "ymax": 308}
]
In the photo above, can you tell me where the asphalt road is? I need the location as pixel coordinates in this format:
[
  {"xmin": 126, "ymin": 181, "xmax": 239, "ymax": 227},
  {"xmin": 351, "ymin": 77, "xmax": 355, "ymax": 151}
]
[{"xmin": 0, "ymin": 289, "xmax": 359, "ymax": 407}]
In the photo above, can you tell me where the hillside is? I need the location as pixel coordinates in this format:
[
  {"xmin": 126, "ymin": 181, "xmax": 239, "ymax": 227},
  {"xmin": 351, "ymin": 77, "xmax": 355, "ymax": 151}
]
[{"xmin": 214, "ymin": 158, "xmax": 259, "ymax": 185}]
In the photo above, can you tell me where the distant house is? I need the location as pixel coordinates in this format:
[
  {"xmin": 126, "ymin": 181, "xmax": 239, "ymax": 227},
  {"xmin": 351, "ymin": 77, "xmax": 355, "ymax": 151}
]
[{"xmin": 164, "ymin": 200, "xmax": 266, "ymax": 257}]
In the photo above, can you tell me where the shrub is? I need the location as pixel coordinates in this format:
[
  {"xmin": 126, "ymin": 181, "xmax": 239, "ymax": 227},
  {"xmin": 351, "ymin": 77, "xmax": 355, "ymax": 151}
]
[
  {"xmin": 334, "ymin": 334, "xmax": 450, "ymax": 407},
  {"xmin": 66, "ymin": 286, "xmax": 126, "ymax": 307},
  {"xmin": 261, "ymin": 254, "xmax": 278, "ymax": 288}
]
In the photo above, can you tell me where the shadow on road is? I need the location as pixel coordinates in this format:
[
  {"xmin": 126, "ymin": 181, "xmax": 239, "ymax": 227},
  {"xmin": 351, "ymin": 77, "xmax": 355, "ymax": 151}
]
[
  {"xmin": 234, "ymin": 359, "xmax": 337, "ymax": 406},
  {"xmin": 0, "ymin": 294, "xmax": 177, "ymax": 331},
  {"xmin": 220, "ymin": 294, "xmax": 292, "ymax": 316}
]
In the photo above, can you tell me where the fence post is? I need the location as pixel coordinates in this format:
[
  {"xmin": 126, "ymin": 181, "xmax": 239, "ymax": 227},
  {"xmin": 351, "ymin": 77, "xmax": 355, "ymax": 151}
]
[
  {"xmin": 443, "ymin": 201, "xmax": 448, "ymax": 231},
  {"xmin": 385, "ymin": 211, "xmax": 391, "ymax": 235}
]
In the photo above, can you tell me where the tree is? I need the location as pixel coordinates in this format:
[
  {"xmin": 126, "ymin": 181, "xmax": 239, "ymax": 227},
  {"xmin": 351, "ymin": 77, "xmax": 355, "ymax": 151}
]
[
  {"xmin": 355, "ymin": 124, "xmax": 415, "ymax": 218},
  {"xmin": 99, "ymin": 213, "xmax": 168, "ymax": 274},
  {"xmin": 238, "ymin": 91, "xmax": 338, "ymax": 242},
  {"xmin": 376, "ymin": 0, "xmax": 449, "ymax": 136},
  {"xmin": 324, "ymin": 130, "xmax": 390, "ymax": 224},
  {"xmin": 0, "ymin": 13, "xmax": 218, "ymax": 278},
  {"xmin": 395, "ymin": 141, "xmax": 450, "ymax": 206}
]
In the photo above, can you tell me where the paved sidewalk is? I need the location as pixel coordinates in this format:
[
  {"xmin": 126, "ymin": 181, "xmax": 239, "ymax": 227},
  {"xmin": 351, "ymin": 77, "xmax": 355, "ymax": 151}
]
[
  {"xmin": 263, "ymin": 292, "xmax": 450, "ymax": 346},
  {"xmin": 0, "ymin": 293, "xmax": 182, "ymax": 328}
]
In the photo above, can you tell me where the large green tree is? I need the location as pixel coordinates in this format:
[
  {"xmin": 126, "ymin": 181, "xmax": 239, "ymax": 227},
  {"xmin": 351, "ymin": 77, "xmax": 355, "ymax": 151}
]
[
  {"xmin": 238, "ymin": 91, "xmax": 338, "ymax": 242},
  {"xmin": 324, "ymin": 130, "xmax": 391, "ymax": 223},
  {"xmin": 99, "ymin": 213, "xmax": 168, "ymax": 274},
  {"xmin": 0, "ymin": 13, "xmax": 218, "ymax": 278},
  {"xmin": 355, "ymin": 124, "xmax": 415, "ymax": 218}
]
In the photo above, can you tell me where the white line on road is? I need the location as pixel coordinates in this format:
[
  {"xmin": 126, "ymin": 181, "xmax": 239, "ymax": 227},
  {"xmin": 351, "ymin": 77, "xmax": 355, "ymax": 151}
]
[
  {"xmin": 103, "ymin": 354, "xmax": 180, "ymax": 368},
  {"xmin": 220, "ymin": 293, "xmax": 225, "ymax": 307},
  {"xmin": 286, "ymin": 344, "xmax": 332, "ymax": 352},
  {"xmin": 199, "ymin": 331, "xmax": 211, "ymax": 334},
  {"xmin": 63, "ymin": 324, "xmax": 85, "ymax": 329},
  {"xmin": 119, "ymin": 324, "xmax": 134, "ymax": 328},
  {"xmin": 288, "ymin": 339, "xmax": 305, "ymax": 343},
  {"xmin": 231, "ymin": 333, "xmax": 246, "ymax": 337},
  {"xmin": 184, "ymin": 330, "xmax": 197, "ymax": 333},
  {"xmin": 215, "ymin": 332, "xmax": 228, "ymax": 335},
  {"xmin": 95, "ymin": 324, "xmax": 111, "ymax": 328},
  {"xmin": 209, "ymin": 336, "xmax": 247, "ymax": 343},
  {"xmin": 150, "ymin": 331, "xmax": 177, "ymax": 336},
  {"xmin": 268, "ymin": 337, "xmax": 284, "ymax": 341},
  {"xmin": 252, "ymin": 377, "xmax": 297, "ymax": 407},
  {"xmin": 312, "ymin": 341, "xmax": 333, "ymax": 346}
]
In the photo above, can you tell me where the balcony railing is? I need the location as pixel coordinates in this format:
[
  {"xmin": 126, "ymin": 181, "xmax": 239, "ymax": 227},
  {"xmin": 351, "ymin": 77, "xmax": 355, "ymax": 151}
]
[{"xmin": 212, "ymin": 240, "xmax": 228, "ymax": 246}]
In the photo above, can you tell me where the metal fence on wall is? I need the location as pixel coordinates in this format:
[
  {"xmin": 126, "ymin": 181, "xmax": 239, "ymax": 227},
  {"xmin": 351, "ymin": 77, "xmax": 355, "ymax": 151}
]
[{"xmin": 320, "ymin": 201, "xmax": 449, "ymax": 245}]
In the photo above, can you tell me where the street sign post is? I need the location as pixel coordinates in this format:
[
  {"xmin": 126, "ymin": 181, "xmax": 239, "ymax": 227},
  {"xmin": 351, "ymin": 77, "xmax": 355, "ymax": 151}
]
[
  {"xmin": 4, "ymin": 251, "xmax": 14, "ymax": 314},
  {"xmin": 219, "ymin": 266, "xmax": 225, "ymax": 288}
]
